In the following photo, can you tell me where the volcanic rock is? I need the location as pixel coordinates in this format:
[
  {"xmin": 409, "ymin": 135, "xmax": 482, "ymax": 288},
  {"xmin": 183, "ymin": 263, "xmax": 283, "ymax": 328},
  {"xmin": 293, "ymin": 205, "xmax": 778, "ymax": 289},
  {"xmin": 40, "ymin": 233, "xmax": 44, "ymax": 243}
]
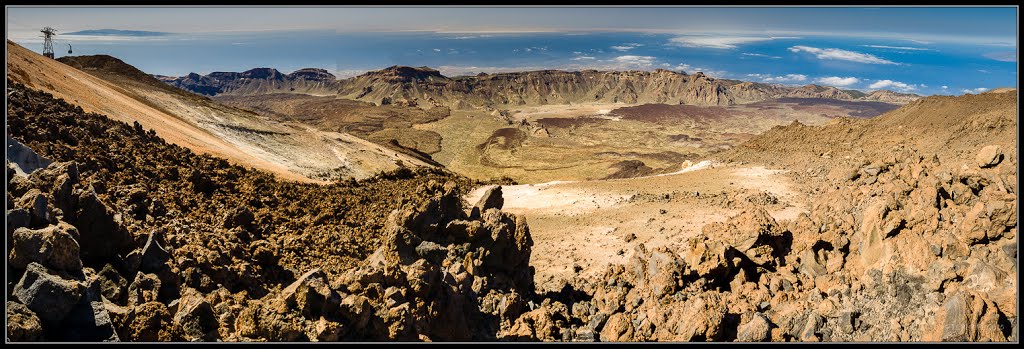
[
  {"xmin": 976, "ymin": 145, "xmax": 1003, "ymax": 168},
  {"xmin": 13, "ymin": 262, "xmax": 86, "ymax": 324},
  {"xmin": 172, "ymin": 288, "xmax": 219, "ymax": 341},
  {"xmin": 9, "ymin": 222, "xmax": 83, "ymax": 271},
  {"xmin": 475, "ymin": 185, "xmax": 505, "ymax": 212},
  {"xmin": 736, "ymin": 313, "xmax": 772, "ymax": 342},
  {"xmin": 6, "ymin": 301, "xmax": 44, "ymax": 341}
]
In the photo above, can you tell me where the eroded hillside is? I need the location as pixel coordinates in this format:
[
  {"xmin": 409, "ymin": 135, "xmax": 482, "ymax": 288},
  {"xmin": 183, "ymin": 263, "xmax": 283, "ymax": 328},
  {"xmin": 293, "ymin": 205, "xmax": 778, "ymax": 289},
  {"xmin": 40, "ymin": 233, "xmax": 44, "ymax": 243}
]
[
  {"xmin": 211, "ymin": 93, "xmax": 450, "ymax": 161},
  {"xmin": 7, "ymin": 41, "xmax": 433, "ymax": 182}
]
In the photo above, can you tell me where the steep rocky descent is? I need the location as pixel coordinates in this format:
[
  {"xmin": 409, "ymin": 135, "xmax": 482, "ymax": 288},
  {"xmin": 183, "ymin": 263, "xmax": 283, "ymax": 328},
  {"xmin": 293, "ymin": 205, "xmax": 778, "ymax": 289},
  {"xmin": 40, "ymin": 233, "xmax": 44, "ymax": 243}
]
[
  {"xmin": 6, "ymin": 81, "xmax": 477, "ymax": 285},
  {"xmin": 4, "ymin": 81, "xmax": 541, "ymax": 342},
  {"xmin": 8, "ymin": 41, "xmax": 433, "ymax": 182},
  {"xmin": 160, "ymin": 66, "xmax": 921, "ymax": 110}
]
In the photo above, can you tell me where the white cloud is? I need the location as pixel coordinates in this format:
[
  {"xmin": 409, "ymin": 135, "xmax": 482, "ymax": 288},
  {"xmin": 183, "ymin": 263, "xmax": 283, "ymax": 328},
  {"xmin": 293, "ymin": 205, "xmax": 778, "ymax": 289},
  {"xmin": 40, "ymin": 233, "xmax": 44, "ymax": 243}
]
[
  {"xmin": 332, "ymin": 69, "xmax": 370, "ymax": 79},
  {"xmin": 669, "ymin": 36, "xmax": 797, "ymax": 49},
  {"xmin": 443, "ymin": 56, "xmax": 729, "ymax": 78},
  {"xmin": 941, "ymin": 85, "xmax": 949, "ymax": 89},
  {"xmin": 983, "ymin": 52, "xmax": 1016, "ymax": 62},
  {"xmin": 868, "ymin": 79, "xmax": 919, "ymax": 92},
  {"xmin": 745, "ymin": 73, "xmax": 807, "ymax": 84},
  {"xmin": 768, "ymin": 74, "xmax": 807, "ymax": 83},
  {"xmin": 610, "ymin": 43, "xmax": 643, "ymax": 52},
  {"xmin": 815, "ymin": 76, "xmax": 860, "ymax": 87},
  {"xmin": 741, "ymin": 52, "xmax": 782, "ymax": 59},
  {"xmin": 978, "ymin": 69, "xmax": 991, "ymax": 74},
  {"xmin": 518, "ymin": 46, "xmax": 548, "ymax": 53},
  {"xmin": 449, "ymin": 34, "xmax": 494, "ymax": 39},
  {"xmin": 861, "ymin": 45, "xmax": 933, "ymax": 51},
  {"xmin": 432, "ymin": 48, "xmax": 441, "ymax": 52},
  {"xmin": 961, "ymin": 87, "xmax": 990, "ymax": 94},
  {"xmin": 613, "ymin": 55, "xmax": 656, "ymax": 66},
  {"xmin": 572, "ymin": 51, "xmax": 583, "ymax": 54},
  {"xmin": 435, "ymin": 57, "xmax": 728, "ymax": 78},
  {"xmin": 674, "ymin": 63, "xmax": 727, "ymax": 77},
  {"xmin": 905, "ymin": 39, "xmax": 933, "ymax": 45},
  {"xmin": 788, "ymin": 46, "xmax": 898, "ymax": 65}
]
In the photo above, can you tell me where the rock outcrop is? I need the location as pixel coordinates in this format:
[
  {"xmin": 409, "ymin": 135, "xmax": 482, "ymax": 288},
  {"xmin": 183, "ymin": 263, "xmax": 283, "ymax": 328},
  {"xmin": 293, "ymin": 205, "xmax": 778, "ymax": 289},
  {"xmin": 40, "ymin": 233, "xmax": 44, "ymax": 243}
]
[
  {"xmin": 232, "ymin": 182, "xmax": 534, "ymax": 341},
  {"xmin": 858, "ymin": 90, "xmax": 922, "ymax": 104}
]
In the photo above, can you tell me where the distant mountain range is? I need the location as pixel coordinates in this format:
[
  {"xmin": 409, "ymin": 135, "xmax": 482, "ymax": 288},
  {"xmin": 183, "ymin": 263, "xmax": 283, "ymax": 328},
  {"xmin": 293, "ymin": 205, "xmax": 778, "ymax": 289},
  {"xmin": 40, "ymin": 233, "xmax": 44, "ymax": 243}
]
[
  {"xmin": 64, "ymin": 29, "xmax": 171, "ymax": 37},
  {"xmin": 155, "ymin": 66, "xmax": 923, "ymax": 110}
]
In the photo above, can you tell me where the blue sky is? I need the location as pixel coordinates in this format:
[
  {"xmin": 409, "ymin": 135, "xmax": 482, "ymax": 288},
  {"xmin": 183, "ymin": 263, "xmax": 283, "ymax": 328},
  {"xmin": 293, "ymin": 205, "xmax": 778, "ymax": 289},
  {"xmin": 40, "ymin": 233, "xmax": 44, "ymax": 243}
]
[{"xmin": 7, "ymin": 6, "xmax": 1018, "ymax": 95}]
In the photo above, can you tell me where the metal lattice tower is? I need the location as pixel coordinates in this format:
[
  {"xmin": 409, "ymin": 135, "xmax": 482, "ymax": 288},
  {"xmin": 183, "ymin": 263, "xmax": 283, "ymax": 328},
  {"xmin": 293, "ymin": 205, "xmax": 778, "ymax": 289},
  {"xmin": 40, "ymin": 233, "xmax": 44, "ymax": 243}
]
[{"xmin": 41, "ymin": 27, "xmax": 56, "ymax": 59}]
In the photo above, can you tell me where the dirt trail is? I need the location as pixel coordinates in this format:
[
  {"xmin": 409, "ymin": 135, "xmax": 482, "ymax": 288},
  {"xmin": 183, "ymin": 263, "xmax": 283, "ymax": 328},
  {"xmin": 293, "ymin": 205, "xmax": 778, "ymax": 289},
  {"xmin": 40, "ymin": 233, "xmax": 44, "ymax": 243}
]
[{"xmin": 466, "ymin": 161, "xmax": 807, "ymax": 291}]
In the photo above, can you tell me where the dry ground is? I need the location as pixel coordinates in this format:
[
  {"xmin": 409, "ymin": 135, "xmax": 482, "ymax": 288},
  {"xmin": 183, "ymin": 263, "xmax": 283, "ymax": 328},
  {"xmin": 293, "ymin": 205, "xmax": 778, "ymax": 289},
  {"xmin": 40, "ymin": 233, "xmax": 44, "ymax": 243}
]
[
  {"xmin": 466, "ymin": 161, "xmax": 808, "ymax": 292},
  {"xmin": 421, "ymin": 100, "xmax": 895, "ymax": 184}
]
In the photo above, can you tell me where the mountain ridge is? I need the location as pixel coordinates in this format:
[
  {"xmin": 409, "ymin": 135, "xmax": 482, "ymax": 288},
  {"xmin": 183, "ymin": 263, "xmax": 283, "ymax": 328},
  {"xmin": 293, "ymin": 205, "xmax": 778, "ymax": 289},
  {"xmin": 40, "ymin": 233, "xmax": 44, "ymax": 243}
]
[{"xmin": 157, "ymin": 65, "xmax": 923, "ymax": 108}]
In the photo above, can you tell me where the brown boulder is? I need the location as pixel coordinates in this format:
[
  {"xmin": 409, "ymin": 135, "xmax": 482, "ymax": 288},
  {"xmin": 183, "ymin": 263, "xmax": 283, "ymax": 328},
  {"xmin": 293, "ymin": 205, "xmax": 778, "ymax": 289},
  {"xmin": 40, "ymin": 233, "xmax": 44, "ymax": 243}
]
[
  {"xmin": 858, "ymin": 198, "xmax": 893, "ymax": 269},
  {"xmin": 624, "ymin": 245, "xmax": 685, "ymax": 299},
  {"xmin": 16, "ymin": 189, "xmax": 50, "ymax": 225},
  {"xmin": 96, "ymin": 264, "xmax": 128, "ymax": 304},
  {"xmin": 9, "ymin": 222, "xmax": 83, "ymax": 271},
  {"xmin": 976, "ymin": 145, "xmax": 1003, "ymax": 168},
  {"xmin": 474, "ymin": 185, "xmax": 504, "ymax": 213},
  {"xmin": 127, "ymin": 273, "xmax": 162, "ymax": 307},
  {"xmin": 124, "ymin": 301, "xmax": 173, "ymax": 341},
  {"xmin": 932, "ymin": 291, "xmax": 1007, "ymax": 342},
  {"xmin": 222, "ymin": 206, "xmax": 255, "ymax": 230},
  {"xmin": 599, "ymin": 313, "xmax": 635, "ymax": 342},
  {"xmin": 6, "ymin": 301, "xmax": 44, "ymax": 341},
  {"xmin": 70, "ymin": 188, "xmax": 133, "ymax": 263},
  {"xmin": 172, "ymin": 288, "xmax": 219, "ymax": 341},
  {"xmin": 277, "ymin": 268, "xmax": 338, "ymax": 318},
  {"xmin": 657, "ymin": 293, "xmax": 727, "ymax": 341},
  {"xmin": 339, "ymin": 294, "xmax": 374, "ymax": 330},
  {"xmin": 736, "ymin": 312, "xmax": 771, "ymax": 342}
]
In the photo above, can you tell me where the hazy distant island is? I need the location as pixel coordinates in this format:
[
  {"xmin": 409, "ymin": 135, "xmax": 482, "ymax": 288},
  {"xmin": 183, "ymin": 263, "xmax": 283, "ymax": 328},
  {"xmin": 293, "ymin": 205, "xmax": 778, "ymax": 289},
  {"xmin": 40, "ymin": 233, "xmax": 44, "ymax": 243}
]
[{"xmin": 64, "ymin": 29, "xmax": 171, "ymax": 37}]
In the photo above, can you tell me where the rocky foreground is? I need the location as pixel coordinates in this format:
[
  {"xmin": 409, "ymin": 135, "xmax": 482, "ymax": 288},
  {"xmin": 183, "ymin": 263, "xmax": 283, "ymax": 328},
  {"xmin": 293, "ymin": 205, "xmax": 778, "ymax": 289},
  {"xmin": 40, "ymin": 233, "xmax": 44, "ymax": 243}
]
[{"xmin": 6, "ymin": 82, "xmax": 1017, "ymax": 342}]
